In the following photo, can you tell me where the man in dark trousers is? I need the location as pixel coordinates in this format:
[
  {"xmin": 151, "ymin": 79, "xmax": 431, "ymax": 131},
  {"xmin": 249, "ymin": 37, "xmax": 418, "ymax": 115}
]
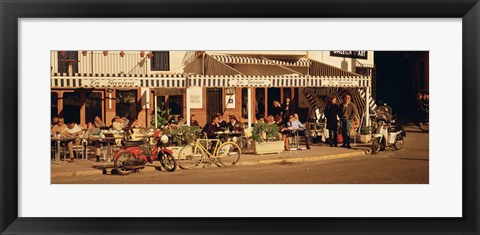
[
  {"xmin": 202, "ymin": 116, "xmax": 221, "ymax": 152},
  {"xmin": 339, "ymin": 94, "xmax": 358, "ymax": 149},
  {"xmin": 324, "ymin": 96, "xmax": 340, "ymax": 147},
  {"xmin": 281, "ymin": 97, "xmax": 292, "ymax": 123}
]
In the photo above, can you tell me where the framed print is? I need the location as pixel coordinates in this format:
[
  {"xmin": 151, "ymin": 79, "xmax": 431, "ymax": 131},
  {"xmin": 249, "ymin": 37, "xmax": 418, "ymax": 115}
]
[{"xmin": 1, "ymin": 0, "xmax": 479, "ymax": 234}]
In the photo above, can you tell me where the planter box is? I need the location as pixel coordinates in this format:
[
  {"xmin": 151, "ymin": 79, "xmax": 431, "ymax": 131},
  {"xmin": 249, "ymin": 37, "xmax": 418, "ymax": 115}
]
[
  {"xmin": 253, "ymin": 141, "xmax": 284, "ymax": 155},
  {"xmin": 167, "ymin": 146, "xmax": 188, "ymax": 160},
  {"xmin": 359, "ymin": 134, "xmax": 371, "ymax": 143}
]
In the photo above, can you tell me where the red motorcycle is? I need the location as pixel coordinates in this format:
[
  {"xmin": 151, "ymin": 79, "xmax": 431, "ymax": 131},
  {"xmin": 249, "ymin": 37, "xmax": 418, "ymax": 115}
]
[{"xmin": 113, "ymin": 130, "xmax": 177, "ymax": 175}]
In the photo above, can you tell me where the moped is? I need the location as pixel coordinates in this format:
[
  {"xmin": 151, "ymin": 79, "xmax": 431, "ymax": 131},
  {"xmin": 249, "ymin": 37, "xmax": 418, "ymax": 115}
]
[
  {"xmin": 113, "ymin": 130, "xmax": 177, "ymax": 175},
  {"xmin": 371, "ymin": 104, "xmax": 406, "ymax": 154}
]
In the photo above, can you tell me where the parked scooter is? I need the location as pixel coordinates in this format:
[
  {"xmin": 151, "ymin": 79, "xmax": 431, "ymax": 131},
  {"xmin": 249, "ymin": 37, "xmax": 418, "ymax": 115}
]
[
  {"xmin": 113, "ymin": 130, "xmax": 177, "ymax": 175},
  {"xmin": 371, "ymin": 104, "xmax": 406, "ymax": 154}
]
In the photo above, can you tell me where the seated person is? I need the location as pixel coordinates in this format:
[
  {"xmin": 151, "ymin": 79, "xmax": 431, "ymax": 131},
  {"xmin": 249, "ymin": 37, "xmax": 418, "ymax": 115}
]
[
  {"xmin": 112, "ymin": 116, "xmax": 125, "ymax": 131},
  {"xmin": 94, "ymin": 116, "xmax": 106, "ymax": 128},
  {"xmin": 84, "ymin": 121, "xmax": 103, "ymax": 162},
  {"xmin": 177, "ymin": 116, "xmax": 186, "ymax": 127},
  {"xmin": 227, "ymin": 115, "xmax": 244, "ymax": 133},
  {"xmin": 227, "ymin": 115, "xmax": 244, "ymax": 143},
  {"xmin": 190, "ymin": 114, "xmax": 200, "ymax": 127},
  {"xmin": 266, "ymin": 115, "xmax": 276, "ymax": 125},
  {"xmin": 62, "ymin": 121, "xmax": 83, "ymax": 162},
  {"xmin": 202, "ymin": 116, "xmax": 221, "ymax": 152},
  {"xmin": 51, "ymin": 117, "xmax": 67, "ymax": 135},
  {"xmin": 255, "ymin": 113, "xmax": 265, "ymax": 124},
  {"xmin": 216, "ymin": 113, "xmax": 228, "ymax": 131},
  {"xmin": 291, "ymin": 113, "xmax": 311, "ymax": 149},
  {"xmin": 281, "ymin": 115, "xmax": 295, "ymax": 151}
]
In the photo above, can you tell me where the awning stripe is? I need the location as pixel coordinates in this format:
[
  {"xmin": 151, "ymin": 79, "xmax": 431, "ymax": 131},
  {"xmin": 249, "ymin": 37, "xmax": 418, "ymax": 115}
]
[{"xmin": 210, "ymin": 54, "xmax": 311, "ymax": 67}]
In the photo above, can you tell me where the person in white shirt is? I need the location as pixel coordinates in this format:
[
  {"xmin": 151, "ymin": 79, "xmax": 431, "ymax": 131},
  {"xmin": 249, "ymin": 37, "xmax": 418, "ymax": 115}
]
[
  {"xmin": 288, "ymin": 114, "xmax": 311, "ymax": 149},
  {"xmin": 62, "ymin": 121, "xmax": 83, "ymax": 162}
]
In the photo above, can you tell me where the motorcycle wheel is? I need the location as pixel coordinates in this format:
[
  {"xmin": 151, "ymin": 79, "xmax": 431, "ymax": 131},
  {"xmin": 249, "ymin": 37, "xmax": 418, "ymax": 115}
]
[
  {"xmin": 418, "ymin": 121, "xmax": 429, "ymax": 132},
  {"xmin": 159, "ymin": 152, "xmax": 177, "ymax": 172},
  {"xmin": 393, "ymin": 137, "xmax": 404, "ymax": 151},
  {"xmin": 371, "ymin": 138, "xmax": 381, "ymax": 154},
  {"xmin": 114, "ymin": 152, "xmax": 134, "ymax": 175}
]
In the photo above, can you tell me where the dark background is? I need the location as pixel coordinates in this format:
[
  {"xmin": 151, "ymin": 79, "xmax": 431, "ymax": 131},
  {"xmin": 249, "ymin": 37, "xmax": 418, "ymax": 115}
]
[{"xmin": 374, "ymin": 51, "xmax": 429, "ymax": 121}]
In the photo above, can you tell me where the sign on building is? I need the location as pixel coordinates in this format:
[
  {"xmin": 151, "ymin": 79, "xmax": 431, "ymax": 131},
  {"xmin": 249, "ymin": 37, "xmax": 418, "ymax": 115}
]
[
  {"xmin": 228, "ymin": 78, "xmax": 272, "ymax": 87},
  {"xmin": 330, "ymin": 51, "xmax": 368, "ymax": 60},
  {"xmin": 82, "ymin": 79, "xmax": 141, "ymax": 87}
]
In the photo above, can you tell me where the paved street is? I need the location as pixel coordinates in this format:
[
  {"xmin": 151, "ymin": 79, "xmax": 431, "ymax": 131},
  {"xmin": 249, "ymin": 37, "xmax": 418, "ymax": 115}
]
[{"xmin": 52, "ymin": 126, "xmax": 428, "ymax": 184}]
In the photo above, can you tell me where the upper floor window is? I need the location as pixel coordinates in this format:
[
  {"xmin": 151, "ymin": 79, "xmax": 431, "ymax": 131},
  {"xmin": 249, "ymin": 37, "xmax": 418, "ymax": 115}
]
[
  {"xmin": 151, "ymin": 51, "xmax": 170, "ymax": 71},
  {"xmin": 57, "ymin": 51, "xmax": 78, "ymax": 73}
]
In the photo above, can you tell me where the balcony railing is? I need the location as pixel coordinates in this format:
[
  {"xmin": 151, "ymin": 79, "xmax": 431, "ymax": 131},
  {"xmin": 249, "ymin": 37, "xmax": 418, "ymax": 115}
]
[{"xmin": 50, "ymin": 51, "xmax": 152, "ymax": 75}]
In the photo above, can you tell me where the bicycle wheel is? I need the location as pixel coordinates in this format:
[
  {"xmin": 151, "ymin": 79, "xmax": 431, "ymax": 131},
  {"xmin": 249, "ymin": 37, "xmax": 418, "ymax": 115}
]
[
  {"xmin": 216, "ymin": 142, "xmax": 241, "ymax": 167},
  {"xmin": 178, "ymin": 144, "xmax": 205, "ymax": 169}
]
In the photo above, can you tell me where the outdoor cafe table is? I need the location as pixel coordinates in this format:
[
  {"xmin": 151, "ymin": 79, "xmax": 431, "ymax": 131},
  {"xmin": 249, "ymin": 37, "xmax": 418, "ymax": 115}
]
[
  {"xmin": 91, "ymin": 135, "xmax": 125, "ymax": 162},
  {"xmin": 283, "ymin": 128, "xmax": 306, "ymax": 150},
  {"xmin": 214, "ymin": 131, "xmax": 243, "ymax": 143},
  {"xmin": 51, "ymin": 135, "xmax": 77, "ymax": 164}
]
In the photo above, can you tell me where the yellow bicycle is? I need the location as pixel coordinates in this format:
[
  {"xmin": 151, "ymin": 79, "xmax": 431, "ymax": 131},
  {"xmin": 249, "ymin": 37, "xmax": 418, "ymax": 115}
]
[{"xmin": 177, "ymin": 138, "xmax": 241, "ymax": 169}]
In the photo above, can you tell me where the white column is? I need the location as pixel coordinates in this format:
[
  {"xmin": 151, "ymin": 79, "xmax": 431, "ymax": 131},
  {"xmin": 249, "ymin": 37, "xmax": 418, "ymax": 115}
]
[
  {"xmin": 154, "ymin": 95, "xmax": 158, "ymax": 129},
  {"xmin": 186, "ymin": 88, "xmax": 191, "ymax": 125},
  {"xmin": 247, "ymin": 88, "xmax": 252, "ymax": 128},
  {"xmin": 365, "ymin": 87, "xmax": 370, "ymax": 127}
]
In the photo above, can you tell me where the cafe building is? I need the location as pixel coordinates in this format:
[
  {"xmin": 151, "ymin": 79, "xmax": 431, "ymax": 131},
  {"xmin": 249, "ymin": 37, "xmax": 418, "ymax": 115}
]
[
  {"xmin": 181, "ymin": 51, "xmax": 376, "ymax": 127},
  {"xmin": 51, "ymin": 50, "xmax": 376, "ymax": 128},
  {"xmin": 50, "ymin": 50, "xmax": 187, "ymax": 127}
]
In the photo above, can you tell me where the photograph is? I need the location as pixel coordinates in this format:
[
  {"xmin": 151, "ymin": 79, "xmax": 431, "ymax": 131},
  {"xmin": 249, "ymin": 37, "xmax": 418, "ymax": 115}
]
[{"xmin": 50, "ymin": 50, "xmax": 429, "ymax": 184}]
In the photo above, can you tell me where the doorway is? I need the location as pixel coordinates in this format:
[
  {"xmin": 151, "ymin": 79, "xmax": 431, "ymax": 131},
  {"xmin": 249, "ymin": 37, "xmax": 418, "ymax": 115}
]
[
  {"xmin": 116, "ymin": 90, "xmax": 138, "ymax": 121},
  {"xmin": 267, "ymin": 88, "xmax": 281, "ymax": 116},
  {"xmin": 206, "ymin": 88, "xmax": 223, "ymax": 122}
]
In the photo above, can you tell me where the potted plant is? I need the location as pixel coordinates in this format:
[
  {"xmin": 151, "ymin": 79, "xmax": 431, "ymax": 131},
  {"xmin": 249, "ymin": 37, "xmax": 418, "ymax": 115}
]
[
  {"xmin": 359, "ymin": 126, "xmax": 372, "ymax": 143},
  {"xmin": 81, "ymin": 51, "xmax": 88, "ymax": 56},
  {"xmin": 119, "ymin": 51, "xmax": 125, "ymax": 57},
  {"xmin": 140, "ymin": 51, "xmax": 145, "ymax": 57},
  {"xmin": 163, "ymin": 125, "xmax": 201, "ymax": 159},
  {"xmin": 251, "ymin": 122, "xmax": 284, "ymax": 155},
  {"xmin": 103, "ymin": 51, "xmax": 109, "ymax": 56}
]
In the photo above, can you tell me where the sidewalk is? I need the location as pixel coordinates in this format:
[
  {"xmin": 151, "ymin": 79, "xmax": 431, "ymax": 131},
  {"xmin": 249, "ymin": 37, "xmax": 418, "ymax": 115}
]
[{"xmin": 51, "ymin": 143, "xmax": 371, "ymax": 178}]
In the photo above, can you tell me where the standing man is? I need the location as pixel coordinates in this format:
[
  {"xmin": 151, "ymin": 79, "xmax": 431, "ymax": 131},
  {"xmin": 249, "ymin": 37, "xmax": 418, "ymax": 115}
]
[
  {"xmin": 281, "ymin": 97, "xmax": 292, "ymax": 123},
  {"xmin": 324, "ymin": 96, "xmax": 340, "ymax": 147},
  {"xmin": 339, "ymin": 94, "xmax": 358, "ymax": 149}
]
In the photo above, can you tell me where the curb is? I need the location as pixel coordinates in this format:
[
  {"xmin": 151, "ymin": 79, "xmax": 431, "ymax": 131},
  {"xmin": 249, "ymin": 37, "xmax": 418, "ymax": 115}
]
[
  {"xmin": 52, "ymin": 151, "xmax": 368, "ymax": 177},
  {"xmin": 236, "ymin": 150, "xmax": 367, "ymax": 166}
]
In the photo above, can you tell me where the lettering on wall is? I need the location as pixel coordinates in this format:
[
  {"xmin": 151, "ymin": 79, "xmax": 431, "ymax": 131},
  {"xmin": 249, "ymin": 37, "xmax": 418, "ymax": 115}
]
[
  {"xmin": 330, "ymin": 51, "xmax": 368, "ymax": 60},
  {"xmin": 82, "ymin": 79, "xmax": 141, "ymax": 87}
]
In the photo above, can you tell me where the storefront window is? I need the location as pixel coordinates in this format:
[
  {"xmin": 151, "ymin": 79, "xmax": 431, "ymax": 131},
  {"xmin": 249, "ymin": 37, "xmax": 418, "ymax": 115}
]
[
  {"xmin": 116, "ymin": 90, "xmax": 137, "ymax": 121},
  {"xmin": 51, "ymin": 92, "xmax": 58, "ymax": 119},
  {"xmin": 241, "ymin": 88, "xmax": 248, "ymax": 119},
  {"xmin": 85, "ymin": 92, "xmax": 103, "ymax": 123},
  {"xmin": 63, "ymin": 91, "xmax": 81, "ymax": 124},
  {"xmin": 255, "ymin": 88, "xmax": 265, "ymax": 117},
  {"xmin": 168, "ymin": 95, "xmax": 183, "ymax": 115},
  {"xmin": 282, "ymin": 88, "xmax": 292, "ymax": 100}
]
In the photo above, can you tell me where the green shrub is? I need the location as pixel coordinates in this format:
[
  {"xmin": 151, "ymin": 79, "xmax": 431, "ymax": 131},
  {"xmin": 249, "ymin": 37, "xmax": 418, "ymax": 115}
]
[{"xmin": 252, "ymin": 122, "xmax": 280, "ymax": 143}]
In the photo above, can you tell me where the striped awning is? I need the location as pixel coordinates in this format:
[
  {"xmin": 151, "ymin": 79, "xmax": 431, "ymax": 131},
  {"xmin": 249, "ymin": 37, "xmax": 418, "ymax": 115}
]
[
  {"xmin": 187, "ymin": 75, "xmax": 309, "ymax": 88},
  {"xmin": 210, "ymin": 55, "xmax": 311, "ymax": 67},
  {"xmin": 51, "ymin": 73, "xmax": 186, "ymax": 88},
  {"xmin": 309, "ymin": 76, "xmax": 370, "ymax": 87}
]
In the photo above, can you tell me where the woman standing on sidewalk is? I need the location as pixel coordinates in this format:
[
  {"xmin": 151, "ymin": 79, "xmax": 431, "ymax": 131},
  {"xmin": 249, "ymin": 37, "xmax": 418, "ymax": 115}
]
[{"xmin": 324, "ymin": 96, "xmax": 340, "ymax": 147}]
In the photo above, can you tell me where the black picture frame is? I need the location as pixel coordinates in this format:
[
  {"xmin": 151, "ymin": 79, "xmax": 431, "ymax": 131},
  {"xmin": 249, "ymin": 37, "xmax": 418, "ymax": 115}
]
[{"xmin": 1, "ymin": 0, "xmax": 478, "ymax": 234}]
